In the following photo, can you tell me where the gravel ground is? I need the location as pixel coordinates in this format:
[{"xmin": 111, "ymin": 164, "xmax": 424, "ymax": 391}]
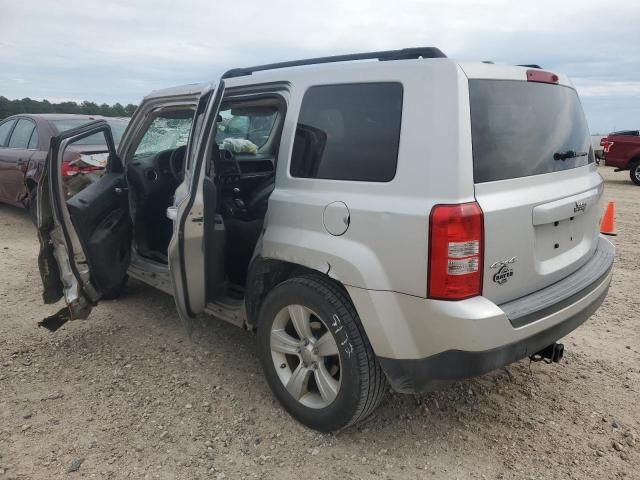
[{"xmin": 0, "ymin": 166, "xmax": 638, "ymax": 479}]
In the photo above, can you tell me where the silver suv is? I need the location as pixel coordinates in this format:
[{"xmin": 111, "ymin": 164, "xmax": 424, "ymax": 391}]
[{"xmin": 37, "ymin": 48, "xmax": 615, "ymax": 431}]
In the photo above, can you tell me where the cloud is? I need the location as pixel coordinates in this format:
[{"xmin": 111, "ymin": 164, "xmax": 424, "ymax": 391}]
[{"xmin": 1, "ymin": 0, "xmax": 638, "ymax": 132}]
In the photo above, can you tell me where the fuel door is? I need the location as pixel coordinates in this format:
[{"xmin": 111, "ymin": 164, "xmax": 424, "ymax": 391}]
[{"xmin": 323, "ymin": 201, "xmax": 350, "ymax": 236}]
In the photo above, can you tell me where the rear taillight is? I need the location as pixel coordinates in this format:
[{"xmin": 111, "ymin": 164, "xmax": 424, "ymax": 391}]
[
  {"xmin": 526, "ymin": 69, "xmax": 559, "ymax": 84},
  {"xmin": 61, "ymin": 160, "xmax": 102, "ymax": 177},
  {"xmin": 600, "ymin": 139, "xmax": 614, "ymax": 153},
  {"xmin": 428, "ymin": 202, "xmax": 484, "ymax": 300}
]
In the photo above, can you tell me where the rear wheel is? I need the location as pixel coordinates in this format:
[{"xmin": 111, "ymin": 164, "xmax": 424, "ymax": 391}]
[
  {"xmin": 629, "ymin": 160, "xmax": 640, "ymax": 186},
  {"xmin": 257, "ymin": 274, "xmax": 386, "ymax": 431}
]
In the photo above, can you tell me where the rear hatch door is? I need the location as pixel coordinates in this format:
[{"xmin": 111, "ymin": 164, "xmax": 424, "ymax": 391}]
[{"xmin": 467, "ymin": 74, "xmax": 603, "ymax": 305}]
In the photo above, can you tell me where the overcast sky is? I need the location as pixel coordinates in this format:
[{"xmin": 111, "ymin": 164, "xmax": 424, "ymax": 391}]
[{"xmin": 1, "ymin": 0, "xmax": 638, "ymax": 133}]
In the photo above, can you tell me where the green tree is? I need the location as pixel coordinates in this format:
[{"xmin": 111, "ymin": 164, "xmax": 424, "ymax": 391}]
[
  {"xmin": 40, "ymin": 99, "xmax": 54, "ymax": 113},
  {"xmin": 20, "ymin": 97, "xmax": 40, "ymax": 113},
  {"xmin": 99, "ymin": 103, "xmax": 112, "ymax": 116},
  {"xmin": 111, "ymin": 102, "xmax": 126, "ymax": 117},
  {"xmin": 0, "ymin": 96, "xmax": 137, "ymax": 119},
  {"xmin": 124, "ymin": 104, "xmax": 137, "ymax": 116},
  {"xmin": 81, "ymin": 101, "xmax": 100, "ymax": 115},
  {"xmin": 0, "ymin": 96, "xmax": 9, "ymax": 119},
  {"xmin": 56, "ymin": 101, "xmax": 80, "ymax": 114},
  {"xmin": 9, "ymin": 99, "xmax": 25, "ymax": 114}
]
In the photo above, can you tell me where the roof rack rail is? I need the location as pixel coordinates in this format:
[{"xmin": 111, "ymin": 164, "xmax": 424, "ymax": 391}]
[
  {"xmin": 518, "ymin": 64, "xmax": 542, "ymax": 69},
  {"xmin": 222, "ymin": 47, "xmax": 447, "ymax": 79}
]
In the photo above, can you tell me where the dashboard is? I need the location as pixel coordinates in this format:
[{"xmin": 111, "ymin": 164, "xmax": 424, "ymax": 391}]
[
  {"xmin": 216, "ymin": 151, "xmax": 275, "ymax": 183},
  {"xmin": 126, "ymin": 147, "xmax": 275, "ymax": 221},
  {"xmin": 215, "ymin": 150, "xmax": 275, "ymax": 219}
]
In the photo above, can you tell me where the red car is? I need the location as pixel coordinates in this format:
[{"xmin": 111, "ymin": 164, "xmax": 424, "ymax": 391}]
[
  {"xmin": 0, "ymin": 114, "xmax": 128, "ymax": 220},
  {"xmin": 600, "ymin": 130, "xmax": 640, "ymax": 185}
]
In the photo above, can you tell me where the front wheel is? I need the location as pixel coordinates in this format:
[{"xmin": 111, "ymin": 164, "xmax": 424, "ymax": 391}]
[
  {"xmin": 257, "ymin": 274, "xmax": 386, "ymax": 431},
  {"xmin": 629, "ymin": 161, "xmax": 640, "ymax": 186}
]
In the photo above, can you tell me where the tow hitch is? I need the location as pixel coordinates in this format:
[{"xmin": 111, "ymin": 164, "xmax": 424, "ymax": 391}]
[{"xmin": 530, "ymin": 342, "xmax": 564, "ymax": 364}]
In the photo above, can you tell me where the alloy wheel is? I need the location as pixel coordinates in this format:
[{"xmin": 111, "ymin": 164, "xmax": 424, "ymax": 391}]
[{"xmin": 270, "ymin": 304, "xmax": 341, "ymax": 409}]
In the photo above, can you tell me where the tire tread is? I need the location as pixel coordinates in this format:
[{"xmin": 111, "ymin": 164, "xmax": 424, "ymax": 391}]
[{"xmin": 280, "ymin": 274, "xmax": 387, "ymax": 428}]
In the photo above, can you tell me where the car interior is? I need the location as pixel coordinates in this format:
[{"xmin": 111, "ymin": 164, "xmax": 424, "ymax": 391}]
[{"xmin": 125, "ymin": 96, "xmax": 285, "ymax": 299}]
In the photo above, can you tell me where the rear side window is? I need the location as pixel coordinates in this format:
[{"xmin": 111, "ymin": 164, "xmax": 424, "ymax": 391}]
[
  {"xmin": 290, "ymin": 83, "xmax": 403, "ymax": 182},
  {"xmin": 8, "ymin": 119, "xmax": 36, "ymax": 149},
  {"xmin": 470, "ymin": 80, "xmax": 593, "ymax": 183},
  {"xmin": 0, "ymin": 119, "xmax": 16, "ymax": 147},
  {"xmin": 28, "ymin": 128, "xmax": 39, "ymax": 149}
]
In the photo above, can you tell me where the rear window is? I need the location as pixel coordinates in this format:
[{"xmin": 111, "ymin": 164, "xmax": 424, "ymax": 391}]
[
  {"xmin": 51, "ymin": 119, "xmax": 128, "ymax": 145},
  {"xmin": 290, "ymin": 82, "xmax": 403, "ymax": 182},
  {"xmin": 470, "ymin": 80, "xmax": 593, "ymax": 183}
]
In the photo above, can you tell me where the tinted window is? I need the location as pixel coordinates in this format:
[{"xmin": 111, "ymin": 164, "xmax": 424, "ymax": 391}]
[
  {"xmin": 8, "ymin": 119, "xmax": 36, "ymax": 149},
  {"xmin": 290, "ymin": 83, "xmax": 403, "ymax": 182},
  {"xmin": 0, "ymin": 120, "xmax": 16, "ymax": 147},
  {"xmin": 470, "ymin": 80, "xmax": 593, "ymax": 183},
  {"xmin": 50, "ymin": 118, "xmax": 129, "ymax": 145},
  {"xmin": 28, "ymin": 128, "xmax": 39, "ymax": 149}
]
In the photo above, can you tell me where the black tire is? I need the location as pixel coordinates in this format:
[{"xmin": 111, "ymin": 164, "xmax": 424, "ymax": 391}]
[
  {"xmin": 629, "ymin": 160, "xmax": 640, "ymax": 186},
  {"xmin": 28, "ymin": 189, "xmax": 38, "ymax": 226},
  {"xmin": 257, "ymin": 273, "xmax": 386, "ymax": 431}
]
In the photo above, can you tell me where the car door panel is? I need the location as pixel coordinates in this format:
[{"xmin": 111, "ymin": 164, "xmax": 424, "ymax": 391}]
[
  {"xmin": 37, "ymin": 120, "xmax": 129, "ymax": 331},
  {"xmin": 5, "ymin": 119, "xmax": 37, "ymax": 204},
  {"xmin": 66, "ymin": 173, "xmax": 131, "ymax": 292},
  {"xmin": 0, "ymin": 119, "xmax": 17, "ymax": 202},
  {"xmin": 167, "ymin": 81, "xmax": 225, "ymax": 334}
]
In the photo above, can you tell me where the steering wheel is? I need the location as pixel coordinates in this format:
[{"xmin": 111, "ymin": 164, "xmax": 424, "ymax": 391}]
[{"xmin": 169, "ymin": 145, "xmax": 187, "ymax": 183}]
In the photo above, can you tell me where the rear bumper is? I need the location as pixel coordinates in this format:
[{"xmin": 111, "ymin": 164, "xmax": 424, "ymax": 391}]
[{"xmin": 348, "ymin": 236, "xmax": 614, "ymax": 393}]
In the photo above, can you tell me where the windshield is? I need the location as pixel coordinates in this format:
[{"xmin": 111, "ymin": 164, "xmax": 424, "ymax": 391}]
[
  {"xmin": 50, "ymin": 118, "xmax": 129, "ymax": 145},
  {"xmin": 133, "ymin": 116, "xmax": 193, "ymax": 157},
  {"xmin": 469, "ymin": 80, "xmax": 593, "ymax": 183}
]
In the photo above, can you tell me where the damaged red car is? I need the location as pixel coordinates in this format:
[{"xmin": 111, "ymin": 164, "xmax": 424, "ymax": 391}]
[{"xmin": 0, "ymin": 114, "xmax": 128, "ymax": 221}]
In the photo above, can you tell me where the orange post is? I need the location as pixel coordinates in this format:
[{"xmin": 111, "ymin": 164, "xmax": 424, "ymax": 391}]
[{"xmin": 600, "ymin": 201, "xmax": 616, "ymax": 236}]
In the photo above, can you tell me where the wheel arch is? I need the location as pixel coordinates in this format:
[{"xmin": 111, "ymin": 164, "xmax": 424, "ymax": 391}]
[
  {"xmin": 25, "ymin": 177, "xmax": 38, "ymax": 197},
  {"xmin": 24, "ymin": 177, "xmax": 38, "ymax": 210},
  {"xmin": 244, "ymin": 257, "xmax": 355, "ymax": 331}
]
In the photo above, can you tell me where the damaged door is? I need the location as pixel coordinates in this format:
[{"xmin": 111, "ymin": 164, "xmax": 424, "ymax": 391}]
[
  {"xmin": 167, "ymin": 81, "xmax": 225, "ymax": 334},
  {"xmin": 37, "ymin": 120, "xmax": 131, "ymax": 331}
]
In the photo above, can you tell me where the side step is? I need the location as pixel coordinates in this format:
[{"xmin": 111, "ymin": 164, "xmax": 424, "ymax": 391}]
[{"xmin": 204, "ymin": 299, "xmax": 247, "ymax": 328}]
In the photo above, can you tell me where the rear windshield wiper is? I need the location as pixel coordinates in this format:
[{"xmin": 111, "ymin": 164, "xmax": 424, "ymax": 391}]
[{"xmin": 553, "ymin": 150, "xmax": 588, "ymax": 161}]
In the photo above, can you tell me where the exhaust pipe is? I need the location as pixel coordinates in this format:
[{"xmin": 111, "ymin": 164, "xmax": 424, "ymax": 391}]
[{"xmin": 530, "ymin": 342, "xmax": 564, "ymax": 364}]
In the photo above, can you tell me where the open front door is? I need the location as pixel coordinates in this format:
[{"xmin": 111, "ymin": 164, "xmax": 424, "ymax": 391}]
[
  {"xmin": 37, "ymin": 121, "xmax": 131, "ymax": 331},
  {"xmin": 167, "ymin": 81, "xmax": 225, "ymax": 334}
]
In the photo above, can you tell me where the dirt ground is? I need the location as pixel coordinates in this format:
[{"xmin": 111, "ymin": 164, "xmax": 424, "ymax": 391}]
[{"xmin": 0, "ymin": 166, "xmax": 638, "ymax": 479}]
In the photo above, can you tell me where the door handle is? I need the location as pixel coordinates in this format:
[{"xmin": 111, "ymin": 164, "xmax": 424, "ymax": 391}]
[{"xmin": 166, "ymin": 206, "xmax": 177, "ymax": 221}]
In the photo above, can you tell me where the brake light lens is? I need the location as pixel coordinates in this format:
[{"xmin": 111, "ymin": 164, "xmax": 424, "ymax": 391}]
[
  {"xmin": 428, "ymin": 202, "xmax": 484, "ymax": 300},
  {"xmin": 526, "ymin": 69, "xmax": 559, "ymax": 84},
  {"xmin": 61, "ymin": 160, "xmax": 102, "ymax": 177},
  {"xmin": 600, "ymin": 139, "xmax": 614, "ymax": 153}
]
